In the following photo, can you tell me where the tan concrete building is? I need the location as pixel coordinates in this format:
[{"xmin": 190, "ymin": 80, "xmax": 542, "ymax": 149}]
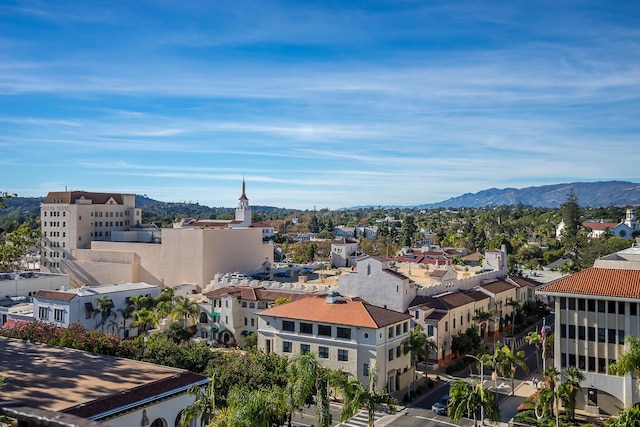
[
  {"xmin": 41, "ymin": 191, "xmax": 142, "ymax": 272},
  {"xmin": 257, "ymin": 293, "xmax": 413, "ymax": 392}
]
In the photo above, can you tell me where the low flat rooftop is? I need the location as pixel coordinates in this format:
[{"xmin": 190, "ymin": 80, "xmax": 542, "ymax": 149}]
[{"xmin": 0, "ymin": 337, "xmax": 192, "ymax": 413}]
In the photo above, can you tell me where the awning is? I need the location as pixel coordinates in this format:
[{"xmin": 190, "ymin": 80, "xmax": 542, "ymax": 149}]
[
  {"xmin": 210, "ymin": 312, "xmax": 220, "ymax": 319},
  {"xmin": 210, "ymin": 327, "xmax": 218, "ymax": 333}
]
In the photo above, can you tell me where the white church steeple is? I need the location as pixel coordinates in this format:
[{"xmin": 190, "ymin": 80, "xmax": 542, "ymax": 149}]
[{"xmin": 233, "ymin": 177, "xmax": 252, "ymax": 227}]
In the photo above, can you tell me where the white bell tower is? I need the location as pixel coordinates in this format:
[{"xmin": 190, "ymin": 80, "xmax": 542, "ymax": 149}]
[{"xmin": 234, "ymin": 177, "xmax": 252, "ymax": 227}]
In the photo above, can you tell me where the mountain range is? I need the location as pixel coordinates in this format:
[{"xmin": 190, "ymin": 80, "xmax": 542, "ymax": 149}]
[{"xmin": 2, "ymin": 181, "xmax": 639, "ymax": 219}]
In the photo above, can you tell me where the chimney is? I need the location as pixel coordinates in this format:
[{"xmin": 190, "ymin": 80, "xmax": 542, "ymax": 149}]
[{"xmin": 326, "ymin": 291, "xmax": 340, "ymax": 304}]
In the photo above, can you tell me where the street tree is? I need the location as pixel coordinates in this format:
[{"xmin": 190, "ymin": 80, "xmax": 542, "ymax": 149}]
[
  {"xmin": 494, "ymin": 343, "xmax": 528, "ymax": 396},
  {"xmin": 448, "ymin": 380, "xmax": 500, "ymax": 427},
  {"xmin": 180, "ymin": 376, "xmax": 217, "ymax": 427},
  {"xmin": 525, "ymin": 330, "xmax": 542, "ymax": 373},
  {"xmin": 335, "ymin": 362, "xmax": 396, "ymax": 427},
  {"xmin": 612, "ymin": 335, "xmax": 640, "ymax": 392},
  {"xmin": 558, "ymin": 366, "xmax": 585, "ymax": 421}
]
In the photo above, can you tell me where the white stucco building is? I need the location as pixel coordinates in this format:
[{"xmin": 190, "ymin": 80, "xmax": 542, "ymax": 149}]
[
  {"xmin": 33, "ymin": 282, "xmax": 161, "ymax": 337},
  {"xmin": 257, "ymin": 293, "xmax": 413, "ymax": 392},
  {"xmin": 537, "ymin": 247, "xmax": 640, "ymax": 415},
  {"xmin": 331, "ymin": 238, "xmax": 359, "ymax": 268}
]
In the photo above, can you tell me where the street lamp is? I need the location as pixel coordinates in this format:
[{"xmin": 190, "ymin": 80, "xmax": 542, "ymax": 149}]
[{"xmin": 465, "ymin": 354, "xmax": 484, "ymax": 425}]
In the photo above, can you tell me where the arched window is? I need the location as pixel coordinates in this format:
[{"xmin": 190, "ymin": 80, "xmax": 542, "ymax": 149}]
[{"xmin": 199, "ymin": 312, "xmax": 208, "ymax": 323}]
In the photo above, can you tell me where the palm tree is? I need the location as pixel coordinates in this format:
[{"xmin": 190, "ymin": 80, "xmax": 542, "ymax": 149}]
[
  {"xmin": 156, "ymin": 287, "xmax": 176, "ymax": 319},
  {"xmin": 544, "ymin": 366, "xmax": 561, "ymax": 423},
  {"xmin": 525, "ymin": 331, "xmax": 542, "ymax": 373},
  {"xmin": 117, "ymin": 304, "xmax": 135, "ymax": 337},
  {"xmin": 613, "ymin": 335, "xmax": 640, "ymax": 392},
  {"xmin": 494, "ymin": 343, "xmax": 528, "ymax": 396},
  {"xmin": 172, "ymin": 295, "xmax": 199, "ymax": 327},
  {"xmin": 93, "ymin": 295, "xmax": 114, "ymax": 331},
  {"xmin": 336, "ymin": 362, "xmax": 396, "ymax": 427},
  {"xmin": 180, "ymin": 376, "xmax": 217, "ymax": 427},
  {"xmin": 132, "ymin": 307, "xmax": 158, "ymax": 335},
  {"xmin": 506, "ymin": 299, "xmax": 522, "ymax": 338},
  {"xmin": 402, "ymin": 325, "xmax": 427, "ymax": 394},
  {"xmin": 129, "ymin": 294, "xmax": 155, "ymax": 310},
  {"xmin": 287, "ymin": 352, "xmax": 332, "ymax": 427},
  {"xmin": 473, "ymin": 309, "xmax": 496, "ymax": 344},
  {"xmin": 448, "ymin": 380, "xmax": 500, "ymax": 427},
  {"xmin": 558, "ymin": 366, "xmax": 585, "ymax": 421},
  {"xmin": 534, "ymin": 387, "xmax": 555, "ymax": 420}
]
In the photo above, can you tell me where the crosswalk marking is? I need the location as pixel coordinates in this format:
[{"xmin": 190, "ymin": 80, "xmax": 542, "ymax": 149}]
[{"xmin": 336, "ymin": 410, "xmax": 386, "ymax": 427}]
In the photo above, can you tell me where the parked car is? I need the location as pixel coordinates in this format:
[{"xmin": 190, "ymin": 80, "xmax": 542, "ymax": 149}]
[
  {"xmin": 252, "ymin": 272, "xmax": 270, "ymax": 280},
  {"xmin": 274, "ymin": 270, "xmax": 290, "ymax": 277},
  {"xmin": 432, "ymin": 395, "xmax": 450, "ymax": 415},
  {"xmin": 301, "ymin": 266, "xmax": 314, "ymax": 274}
]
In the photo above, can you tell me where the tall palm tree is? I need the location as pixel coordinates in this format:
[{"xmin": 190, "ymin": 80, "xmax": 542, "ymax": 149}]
[
  {"xmin": 172, "ymin": 295, "xmax": 199, "ymax": 327},
  {"xmin": 494, "ymin": 343, "xmax": 528, "ymax": 396},
  {"xmin": 506, "ymin": 299, "xmax": 522, "ymax": 338},
  {"xmin": 336, "ymin": 362, "xmax": 396, "ymax": 427},
  {"xmin": 180, "ymin": 376, "xmax": 217, "ymax": 427},
  {"xmin": 473, "ymin": 309, "xmax": 496, "ymax": 344},
  {"xmin": 156, "ymin": 287, "xmax": 176, "ymax": 319},
  {"xmin": 93, "ymin": 295, "xmax": 114, "ymax": 331},
  {"xmin": 543, "ymin": 366, "xmax": 561, "ymax": 423},
  {"xmin": 525, "ymin": 331, "xmax": 542, "ymax": 373},
  {"xmin": 534, "ymin": 387, "xmax": 555, "ymax": 420},
  {"xmin": 129, "ymin": 294, "xmax": 155, "ymax": 310},
  {"xmin": 558, "ymin": 366, "xmax": 585, "ymax": 421},
  {"xmin": 287, "ymin": 352, "xmax": 332, "ymax": 427},
  {"xmin": 448, "ymin": 380, "xmax": 500, "ymax": 427},
  {"xmin": 117, "ymin": 304, "xmax": 135, "ymax": 337},
  {"xmin": 402, "ymin": 325, "xmax": 427, "ymax": 394}
]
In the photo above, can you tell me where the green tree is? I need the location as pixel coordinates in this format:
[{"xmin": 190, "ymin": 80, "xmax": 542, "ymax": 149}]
[
  {"xmin": 93, "ymin": 295, "xmax": 114, "ymax": 331},
  {"xmin": 558, "ymin": 366, "xmax": 585, "ymax": 421},
  {"xmin": 606, "ymin": 405, "xmax": 640, "ymax": 427},
  {"xmin": 287, "ymin": 352, "xmax": 333, "ymax": 427},
  {"xmin": 448, "ymin": 380, "xmax": 500, "ymax": 427},
  {"xmin": 612, "ymin": 336, "xmax": 640, "ymax": 392},
  {"xmin": 525, "ymin": 331, "xmax": 542, "ymax": 373},
  {"xmin": 335, "ymin": 362, "xmax": 396, "ymax": 427},
  {"xmin": 0, "ymin": 222, "xmax": 40, "ymax": 272},
  {"xmin": 218, "ymin": 385, "xmax": 287, "ymax": 427},
  {"xmin": 494, "ymin": 343, "xmax": 528, "ymax": 396},
  {"xmin": 402, "ymin": 325, "xmax": 436, "ymax": 394},
  {"xmin": 132, "ymin": 308, "xmax": 158, "ymax": 335},
  {"xmin": 543, "ymin": 366, "xmax": 561, "ymax": 421},
  {"xmin": 400, "ymin": 215, "xmax": 417, "ymax": 247},
  {"xmin": 506, "ymin": 299, "xmax": 522, "ymax": 337},
  {"xmin": 274, "ymin": 297, "xmax": 292, "ymax": 306},
  {"xmin": 473, "ymin": 309, "xmax": 496, "ymax": 343},
  {"xmin": 181, "ymin": 376, "xmax": 217, "ymax": 427},
  {"xmin": 156, "ymin": 287, "xmax": 176, "ymax": 319},
  {"xmin": 172, "ymin": 295, "xmax": 199, "ymax": 327}
]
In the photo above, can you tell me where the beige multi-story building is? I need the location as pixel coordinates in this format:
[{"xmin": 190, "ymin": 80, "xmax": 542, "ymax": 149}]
[
  {"xmin": 257, "ymin": 293, "xmax": 413, "ymax": 392},
  {"xmin": 41, "ymin": 191, "xmax": 142, "ymax": 272},
  {"xmin": 537, "ymin": 247, "xmax": 640, "ymax": 415}
]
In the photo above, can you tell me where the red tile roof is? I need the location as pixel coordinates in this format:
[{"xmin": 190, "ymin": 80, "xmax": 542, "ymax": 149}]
[
  {"xmin": 44, "ymin": 191, "xmax": 125, "ymax": 205},
  {"xmin": 258, "ymin": 295, "xmax": 410, "ymax": 328},
  {"xmin": 508, "ymin": 276, "xmax": 543, "ymax": 288},
  {"xmin": 204, "ymin": 286, "xmax": 314, "ymax": 302},
  {"xmin": 480, "ymin": 280, "xmax": 517, "ymax": 295},
  {"xmin": 34, "ymin": 290, "xmax": 77, "ymax": 302},
  {"xmin": 582, "ymin": 222, "xmax": 620, "ymax": 231},
  {"xmin": 537, "ymin": 268, "xmax": 640, "ymax": 299}
]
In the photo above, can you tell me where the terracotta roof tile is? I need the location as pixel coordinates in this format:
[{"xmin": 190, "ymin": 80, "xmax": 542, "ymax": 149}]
[
  {"xmin": 508, "ymin": 276, "xmax": 543, "ymax": 288},
  {"xmin": 537, "ymin": 268, "xmax": 640, "ymax": 299},
  {"xmin": 480, "ymin": 280, "xmax": 517, "ymax": 294},
  {"xmin": 258, "ymin": 295, "xmax": 410, "ymax": 328},
  {"xmin": 582, "ymin": 222, "xmax": 620, "ymax": 230},
  {"xmin": 34, "ymin": 290, "xmax": 76, "ymax": 302},
  {"xmin": 204, "ymin": 286, "xmax": 315, "ymax": 302}
]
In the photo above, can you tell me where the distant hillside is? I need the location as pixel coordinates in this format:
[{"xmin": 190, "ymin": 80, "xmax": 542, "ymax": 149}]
[{"xmin": 417, "ymin": 181, "xmax": 640, "ymax": 209}]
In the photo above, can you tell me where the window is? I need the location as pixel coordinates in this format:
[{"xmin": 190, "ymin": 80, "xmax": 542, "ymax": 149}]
[
  {"xmin": 561, "ymin": 352, "xmax": 567, "ymax": 368},
  {"xmin": 588, "ymin": 299, "xmax": 596, "ymax": 312},
  {"xmin": 453, "ymin": 318, "xmax": 456, "ymax": 329},
  {"xmin": 460, "ymin": 315, "xmax": 463, "ymax": 327},
  {"xmin": 251, "ymin": 318, "xmax": 255, "ymax": 327},
  {"xmin": 578, "ymin": 326, "xmax": 585, "ymax": 340},
  {"xmin": 283, "ymin": 341, "xmax": 292, "ymax": 353},
  {"xmin": 578, "ymin": 299, "xmax": 585, "ymax": 311},
  {"xmin": 619, "ymin": 329, "xmax": 625, "ymax": 344},
  {"xmin": 403, "ymin": 322, "xmax": 408, "ymax": 333},
  {"xmin": 396, "ymin": 345, "xmax": 401, "ymax": 358},
  {"xmin": 445, "ymin": 321, "xmax": 448, "ymax": 332},
  {"xmin": 244, "ymin": 318, "xmax": 248, "ymax": 326},
  {"xmin": 396, "ymin": 324, "xmax": 401, "ymax": 336},
  {"xmin": 608, "ymin": 301, "xmax": 616, "ymax": 314},
  {"xmin": 598, "ymin": 328, "xmax": 605, "ymax": 343},
  {"xmin": 578, "ymin": 355, "xmax": 586, "ymax": 370},
  {"xmin": 363, "ymin": 363, "xmax": 370, "ymax": 377},
  {"xmin": 38, "ymin": 307, "xmax": 48, "ymax": 320},
  {"xmin": 608, "ymin": 329, "xmax": 616, "ymax": 344},
  {"xmin": 282, "ymin": 320, "xmax": 295, "ymax": 332},
  {"xmin": 561, "ymin": 323, "xmax": 566, "ymax": 338},
  {"xmin": 568, "ymin": 298, "xmax": 576, "ymax": 310},
  {"xmin": 414, "ymin": 311, "xmax": 420, "ymax": 320},
  {"xmin": 318, "ymin": 325, "xmax": 332, "ymax": 336},
  {"xmin": 338, "ymin": 349, "xmax": 348, "ymax": 362},
  {"xmin": 568, "ymin": 325, "xmax": 575, "ymax": 339},
  {"xmin": 337, "ymin": 327, "xmax": 352, "ymax": 340},
  {"xmin": 560, "ymin": 297, "xmax": 566, "ymax": 309},
  {"xmin": 300, "ymin": 322, "xmax": 313, "ymax": 334},
  {"xmin": 598, "ymin": 358, "xmax": 606, "ymax": 373},
  {"xmin": 619, "ymin": 302, "xmax": 626, "ymax": 315},
  {"xmin": 588, "ymin": 327, "xmax": 595, "ymax": 341},
  {"xmin": 318, "ymin": 346, "xmax": 329, "ymax": 358},
  {"xmin": 242, "ymin": 302, "xmax": 247, "ymax": 307},
  {"xmin": 249, "ymin": 303, "xmax": 255, "ymax": 308},
  {"xmin": 598, "ymin": 301, "xmax": 605, "ymax": 313},
  {"xmin": 54, "ymin": 309, "xmax": 64, "ymax": 322},
  {"xmin": 632, "ymin": 303, "xmax": 638, "ymax": 316},
  {"xmin": 388, "ymin": 327, "xmax": 394, "ymax": 339},
  {"xmin": 388, "ymin": 348, "xmax": 394, "ymax": 361},
  {"xmin": 427, "ymin": 325, "xmax": 434, "ymax": 336},
  {"xmin": 588, "ymin": 356, "xmax": 596, "ymax": 372},
  {"xmin": 301, "ymin": 344, "xmax": 310, "ymax": 354}
]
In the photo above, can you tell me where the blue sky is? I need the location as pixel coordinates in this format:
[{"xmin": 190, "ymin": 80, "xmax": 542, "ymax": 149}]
[{"xmin": 1, "ymin": 1, "xmax": 638, "ymax": 210}]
